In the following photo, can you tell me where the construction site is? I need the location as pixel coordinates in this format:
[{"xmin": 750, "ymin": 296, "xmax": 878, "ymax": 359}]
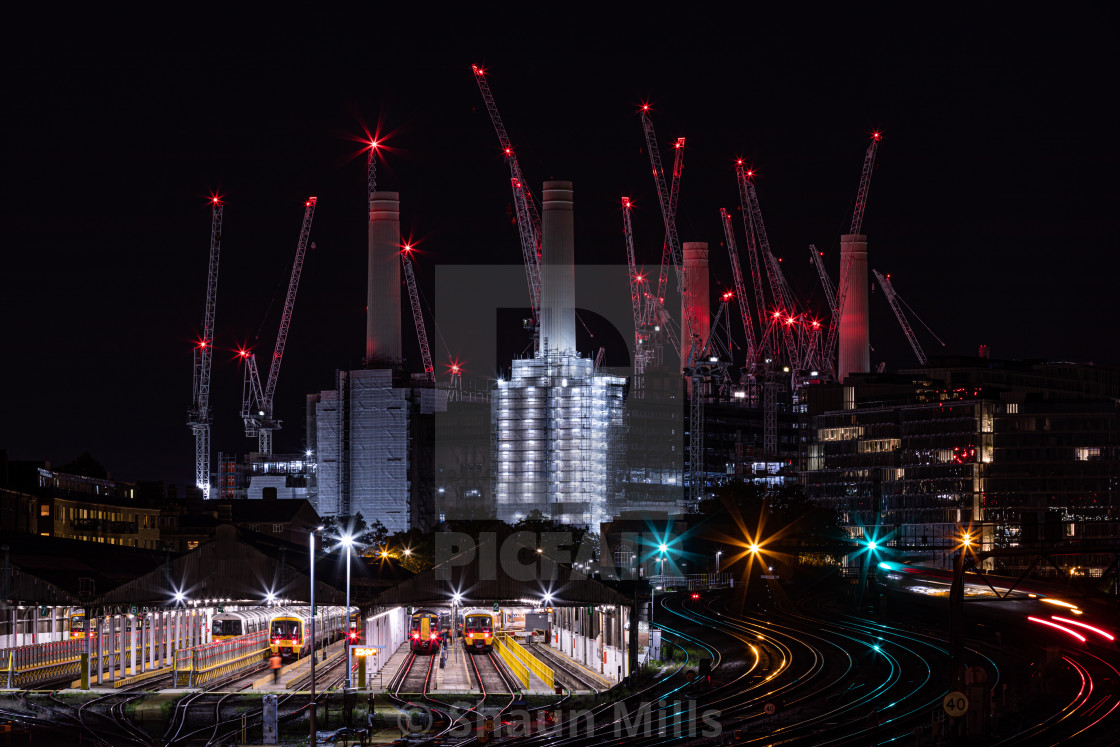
[{"xmin": 178, "ymin": 64, "xmax": 1120, "ymax": 577}]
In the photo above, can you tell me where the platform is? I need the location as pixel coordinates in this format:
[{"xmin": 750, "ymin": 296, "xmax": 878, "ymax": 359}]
[
  {"xmin": 431, "ymin": 640, "xmax": 473, "ymax": 694},
  {"xmin": 535, "ymin": 643, "xmax": 613, "ymax": 691},
  {"xmin": 252, "ymin": 638, "xmax": 346, "ymax": 691}
]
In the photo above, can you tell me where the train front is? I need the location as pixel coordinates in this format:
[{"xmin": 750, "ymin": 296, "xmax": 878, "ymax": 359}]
[{"xmin": 270, "ymin": 615, "xmax": 304, "ymax": 658}]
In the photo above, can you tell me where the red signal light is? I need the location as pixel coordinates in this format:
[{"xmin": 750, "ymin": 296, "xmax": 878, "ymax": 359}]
[{"xmin": 690, "ymin": 593, "xmax": 700, "ymax": 600}]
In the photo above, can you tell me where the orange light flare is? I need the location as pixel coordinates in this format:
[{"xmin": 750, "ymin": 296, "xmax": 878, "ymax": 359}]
[{"xmin": 699, "ymin": 500, "xmax": 800, "ymax": 589}]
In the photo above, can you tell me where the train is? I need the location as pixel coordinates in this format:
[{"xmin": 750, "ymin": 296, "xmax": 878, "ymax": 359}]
[
  {"xmin": 462, "ymin": 610, "xmax": 497, "ymax": 653},
  {"xmin": 410, "ymin": 610, "xmax": 442, "ymax": 654},
  {"xmin": 69, "ymin": 609, "xmax": 85, "ymax": 640},
  {"xmin": 211, "ymin": 607, "xmax": 278, "ymax": 641},
  {"xmin": 268, "ymin": 606, "xmax": 352, "ymax": 659}
]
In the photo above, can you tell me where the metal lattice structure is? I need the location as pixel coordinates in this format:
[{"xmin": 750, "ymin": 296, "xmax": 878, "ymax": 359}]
[
  {"xmin": 720, "ymin": 208, "xmax": 758, "ymax": 375},
  {"xmin": 241, "ymin": 197, "xmax": 317, "ymax": 454},
  {"xmin": 810, "ymin": 244, "xmax": 837, "ymax": 315},
  {"xmin": 826, "ymin": 134, "xmax": 881, "ymax": 377},
  {"xmin": 472, "ymin": 65, "xmax": 542, "ymax": 330},
  {"xmin": 402, "ymin": 247, "xmax": 435, "ymax": 383},
  {"xmin": 621, "ymin": 197, "xmax": 647, "ymax": 384},
  {"xmin": 188, "ymin": 199, "xmax": 223, "ymax": 498},
  {"xmin": 873, "ymin": 270, "xmax": 927, "ymax": 365}
]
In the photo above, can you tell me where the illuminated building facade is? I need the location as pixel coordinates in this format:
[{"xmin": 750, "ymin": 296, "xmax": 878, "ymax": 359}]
[{"xmin": 493, "ymin": 352, "xmax": 626, "ymax": 528}]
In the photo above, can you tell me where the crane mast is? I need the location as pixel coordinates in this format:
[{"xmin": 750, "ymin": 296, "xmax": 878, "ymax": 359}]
[
  {"xmin": 827, "ymin": 133, "xmax": 882, "ymax": 376},
  {"xmin": 719, "ymin": 208, "xmax": 758, "ymax": 373},
  {"xmin": 622, "ymin": 197, "xmax": 649, "ymax": 385},
  {"xmin": 402, "ymin": 246, "xmax": 436, "ymax": 384},
  {"xmin": 188, "ymin": 198, "xmax": 223, "ymax": 498},
  {"xmin": 850, "ymin": 132, "xmax": 881, "ymax": 236},
  {"xmin": 472, "ymin": 65, "xmax": 542, "ymax": 330},
  {"xmin": 641, "ymin": 110, "xmax": 698, "ymax": 362},
  {"xmin": 735, "ymin": 162, "xmax": 772, "ymax": 351},
  {"xmin": 649, "ymin": 139, "xmax": 685, "ymax": 333},
  {"xmin": 742, "ymin": 171, "xmax": 799, "ymax": 368},
  {"xmin": 242, "ymin": 197, "xmax": 317, "ymax": 455}
]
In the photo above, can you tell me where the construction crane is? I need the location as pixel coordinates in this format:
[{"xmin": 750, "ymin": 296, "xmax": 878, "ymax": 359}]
[
  {"xmin": 187, "ymin": 197, "xmax": 223, "ymax": 499},
  {"xmin": 402, "ymin": 245, "xmax": 435, "ymax": 384},
  {"xmin": 471, "ymin": 65, "xmax": 542, "ymax": 334},
  {"xmin": 873, "ymin": 270, "xmax": 945, "ymax": 366},
  {"xmin": 641, "ymin": 107, "xmax": 704, "ymax": 505},
  {"xmin": 719, "ymin": 208, "xmax": 758, "ymax": 375},
  {"xmin": 826, "ymin": 132, "xmax": 881, "ymax": 376},
  {"xmin": 621, "ymin": 197, "xmax": 648, "ymax": 383},
  {"xmin": 240, "ymin": 196, "xmax": 317, "ymax": 455},
  {"xmin": 647, "ymin": 138, "xmax": 686, "ymax": 339},
  {"xmin": 809, "ymin": 245, "xmax": 837, "ymax": 315},
  {"xmin": 739, "ymin": 168, "xmax": 799, "ymax": 368}
]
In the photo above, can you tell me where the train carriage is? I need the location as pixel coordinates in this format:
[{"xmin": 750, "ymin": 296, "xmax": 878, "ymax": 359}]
[
  {"xmin": 268, "ymin": 606, "xmax": 352, "ymax": 659},
  {"xmin": 409, "ymin": 610, "xmax": 442, "ymax": 654},
  {"xmin": 212, "ymin": 607, "xmax": 275, "ymax": 641},
  {"xmin": 462, "ymin": 610, "xmax": 496, "ymax": 653}
]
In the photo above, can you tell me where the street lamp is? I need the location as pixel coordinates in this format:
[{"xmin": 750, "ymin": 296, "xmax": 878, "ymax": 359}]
[
  {"xmin": 309, "ymin": 525, "xmax": 324, "ymax": 741},
  {"xmin": 715, "ymin": 550, "xmax": 722, "ymax": 574},
  {"xmin": 340, "ymin": 533, "xmax": 355, "ymax": 690}
]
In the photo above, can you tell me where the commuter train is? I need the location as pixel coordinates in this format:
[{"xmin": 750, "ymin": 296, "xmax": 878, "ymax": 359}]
[
  {"xmin": 462, "ymin": 610, "xmax": 496, "ymax": 653},
  {"xmin": 268, "ymin": 606, "xmax": 352, "ymax": 659},
  {"xmin": 70, "ymin": 610, "xmax": 87, "ymax": 639},
  {"xmin": 410, "ymin": 610, "xmax": 442, "ymax": 654},
  {"xmin": 211, "ymin": 607, "xmax": 278, "ymax": 642}
]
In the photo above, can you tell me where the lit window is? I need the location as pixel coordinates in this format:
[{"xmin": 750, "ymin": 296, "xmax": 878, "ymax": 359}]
[
  {"xmin": 40, "ymin": 504, "xmax": 50, "ymax": 517},
  {"xmin": 1075, "ymin": 447, "xmax": 1100, "ymax": 461},
  {"xmin": 187, "ymin": 541, "xmax": 199, "ymax": 550}
]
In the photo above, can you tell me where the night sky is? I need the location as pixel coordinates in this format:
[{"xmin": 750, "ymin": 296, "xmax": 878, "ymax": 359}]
[{"xmin": 3, "ymin": 13, "xmax": 1118, "ymax": 486}]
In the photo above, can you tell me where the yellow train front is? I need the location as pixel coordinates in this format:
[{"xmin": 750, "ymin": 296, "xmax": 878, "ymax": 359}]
[
  {"xmin": 69, "ymin": 611, "xmax": 87, "ymax": 639},
  {"xmin": 268, "ymin": 606, "xmax": 350, "ymax": 659},
  {"xmin": 409, "ymin": 611, "xmax": 442, "ymax": 654},
  {"xmin": 463, "ymin": 611, "xmax": 495, "ymax": 653}
]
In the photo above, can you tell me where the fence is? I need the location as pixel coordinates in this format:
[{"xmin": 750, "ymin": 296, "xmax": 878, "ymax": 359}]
[
  {"xmin": 0, "ymin": 637, "xmax": 88, "ymax": 688},
  {"xmin": 495, "ymin": 633, "xmax": 554, "ymax": 691},
  {"xmin": 173, "ymin": 631, "xmax": 269, "ymax": 688}
]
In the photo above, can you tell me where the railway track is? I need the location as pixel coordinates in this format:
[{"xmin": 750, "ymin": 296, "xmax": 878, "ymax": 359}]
[{"xmin": 470, "ymin": 651, "xmax": 512, "ymax": 696}]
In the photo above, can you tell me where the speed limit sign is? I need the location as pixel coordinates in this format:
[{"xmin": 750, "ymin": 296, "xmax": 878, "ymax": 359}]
[
  {"xmin": 943, "ymin": 691, "xmax": 969, "ymax": 717},
  {"xmin": 763, "ymin": 702, "xmax": 777, "ymax": 715}
]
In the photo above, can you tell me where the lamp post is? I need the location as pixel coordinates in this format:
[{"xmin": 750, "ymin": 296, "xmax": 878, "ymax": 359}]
[
  {"xmin": 715, "ymin": 550, "xmax": 722, "ymax": 574},
  {"xmin": 309, "ymin": 527, "xmax": 320, "ymax": 741},
  {"xmin": 341, "ymin": 533, "xmax": 354, "ymax": 690}
]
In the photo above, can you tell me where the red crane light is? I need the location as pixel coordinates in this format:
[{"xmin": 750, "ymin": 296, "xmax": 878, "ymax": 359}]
[
  {"xmin": 872, "ymin": 131, "xmax": 882, "ymax": 141},
  {"xmin": 237, "ymin": 348, "xmax": 250, "ymax": 358}
]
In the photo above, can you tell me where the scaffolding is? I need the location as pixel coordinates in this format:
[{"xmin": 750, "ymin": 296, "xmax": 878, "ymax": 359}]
[{"xmin": 493, "ymin": 351, "xmax": 626, "ymax": 528}]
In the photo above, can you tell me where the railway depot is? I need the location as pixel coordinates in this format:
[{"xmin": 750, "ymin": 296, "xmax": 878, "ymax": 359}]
[{"xmin": 0, "ymin": 524, "xmax": 633, "ymax": 698}]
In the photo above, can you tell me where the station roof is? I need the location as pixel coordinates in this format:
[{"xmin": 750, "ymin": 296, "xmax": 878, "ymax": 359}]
[
  {"xmin": 373, "ymin": 534, "xmax": 634, "ymax": 608},
  {"xmin": 93, "ymin": 525, "xmax": 412, "ymax": 609}
]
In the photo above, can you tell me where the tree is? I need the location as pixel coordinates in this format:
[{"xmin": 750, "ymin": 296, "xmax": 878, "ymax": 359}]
[{"xmin": 319, "ymin": 513, "xmax": 389, "ymax": 553}]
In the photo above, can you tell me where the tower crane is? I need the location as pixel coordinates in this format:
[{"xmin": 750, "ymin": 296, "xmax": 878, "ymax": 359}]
[
  {"xmin": 402, "ymin": 245, "xmax": 435, "ymax": 384},
  {"xmin": 872, "ymin": 270, "xmax": 945, "ymax": 366},
  {"xmin": 640, "ymin": 107, "xmax": 703, "ymax": 505},
  {"xmin": 739, "ymin": 167, "xmax": 799, "ymax": 368},
  {"xmin": 719, "ymin": 208, "xmax": 758, "ymax": 375},
  {"xmin": 187, "ymin": 197, "xmax": 223, "ymax": 499},
  {"xmin": 622, "ymin": 197, "xmax": 649, "ymax": 384},
  {"xmin": 825, "ymin": 133, "xmax": 881, "ymax": 376},
  {"xmin": 471, "ymin": 65, "xmax": 542, "ymax": 335},
  {"xmin": 735, "ymin": 162, "xmax": 771, "ymax": 358},
  {"xmin": 240, "ymin": 196, "xmax": 317, "ymax": 455},
  {"xmin": 647, "ymin": 138, "xmax": 686, "ymax": 340}
]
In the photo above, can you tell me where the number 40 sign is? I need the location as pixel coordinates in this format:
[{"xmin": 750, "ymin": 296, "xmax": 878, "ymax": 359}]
[{"xmin": 943, "ymin": 691, "xmax": 969, "ymax": 717}]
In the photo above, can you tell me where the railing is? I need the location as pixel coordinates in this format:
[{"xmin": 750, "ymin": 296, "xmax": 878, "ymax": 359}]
[
  {"xmin": 496, "ymin": 633, "xmax": 554, "ymax": 691},
  {"xmin": 0, "ymin": 638, "xmax": 88, "ymax": 687},
  {"xmin": 174, "ymin": 631, "xmax": 269, "ymax": 688},
  {"xmin": 493, "ymin": 635, "xmax": 530, "ymax": 689}
]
